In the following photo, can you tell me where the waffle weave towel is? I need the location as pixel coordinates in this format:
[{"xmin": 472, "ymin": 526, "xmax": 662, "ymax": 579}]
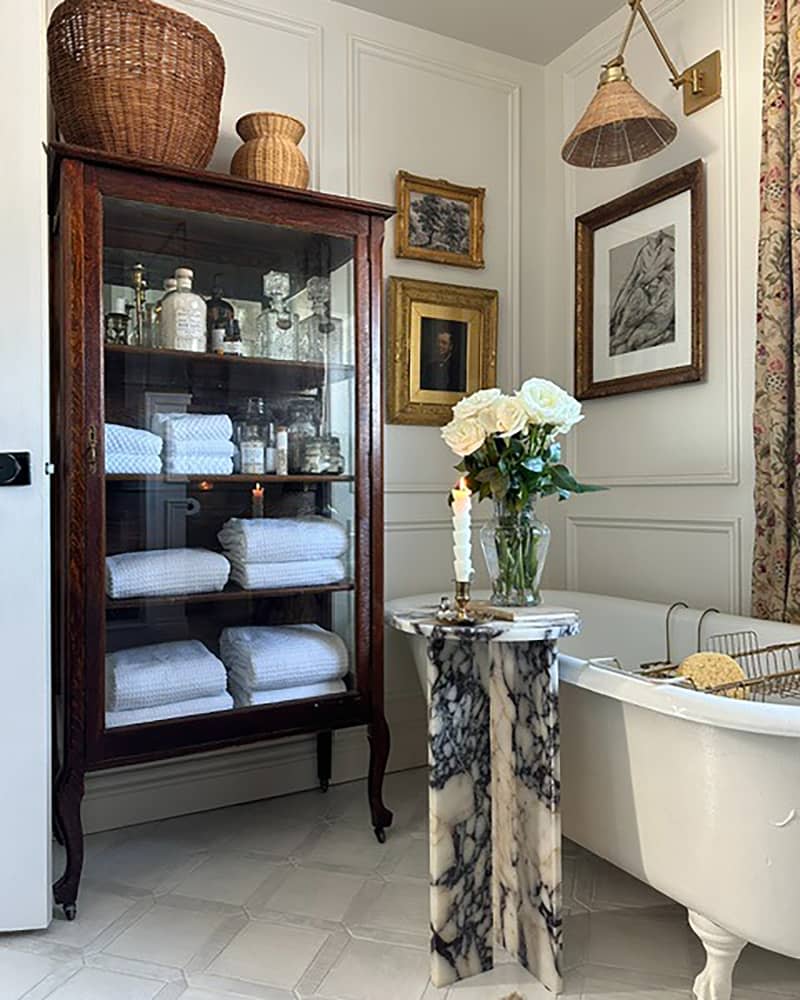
[
  {"xmin": 218, "ymin": 517, "xmax": 348, "ymax": 564},
  {"xmin": 105, "ymin": 423, "xmax": 163, "ymax": 455},
  {"xmin": 164, "ymin": 456, "xmax": 234, "ymax": 476},
  {"xmin": 106, "ymin": 548, "xmax": 231, "ymax": 600},
  {"xmin": 106, "ymin": 640, "xmax": 227, "ymax": 712},
  {"xmin": 154, "ymin": 412, "xmax": 233, "ymax": 442},
  {"xmin": 229, "ymin": 679, "xmax": 346, "ymax": 708},
  {"xmin": 106, "ymin": 692, "xmax": 233, "ymax": 728},
  {"xmin": 228, "ymin": 558, "xmax": 345, "ymax": 591},
  {"xmin": 220, "ymin": 624, "xmax": 349, "ymax": 691},
  {"xmin": 106, "ymin": 453, "xmax": 163, "ymax": 475}
]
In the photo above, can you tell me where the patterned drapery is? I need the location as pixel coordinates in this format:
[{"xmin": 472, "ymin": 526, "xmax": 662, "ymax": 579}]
[{"xmin": 752, "ymin": 0, "xmax": 800, "ymax": 620}]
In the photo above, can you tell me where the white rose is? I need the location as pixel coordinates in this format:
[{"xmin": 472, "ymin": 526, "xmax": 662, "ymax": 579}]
[
  {"xmin": 441, "ymin": 417, "xmax": 486, "ymax": 457},
  {"xmin": 452, "ymin": 388, "xmax": 502, "ymax": 421},
  {"xmin": 480, "ymin": 395, "xmax": 529, "ymax": 438},
  {"xmin": 516, "ymin": 377, "xmax": 582, "ymax": 433}
]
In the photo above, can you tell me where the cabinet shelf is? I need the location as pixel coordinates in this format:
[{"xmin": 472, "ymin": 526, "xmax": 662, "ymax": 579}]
[
  {"xmin": 106, "ymin": 580, "xmax": 354, "ymax": 610},
  {"xmin": 105, "ymin": 343, "xmax": 354, "ymax": 391},
  {"xmin": 105, "ymin": 473, "xmax": 355, "ymax": 485}
]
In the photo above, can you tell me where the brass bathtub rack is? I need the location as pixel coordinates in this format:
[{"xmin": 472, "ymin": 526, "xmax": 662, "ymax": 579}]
[{"xmin": 635, "ymin": 603, "xmax": 800, "ymax": 701}]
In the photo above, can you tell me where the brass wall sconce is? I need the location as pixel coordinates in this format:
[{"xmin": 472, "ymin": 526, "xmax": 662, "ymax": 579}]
[{"xmin": 562, "ymin": 0, "xmax": 722, "ymax": 168}]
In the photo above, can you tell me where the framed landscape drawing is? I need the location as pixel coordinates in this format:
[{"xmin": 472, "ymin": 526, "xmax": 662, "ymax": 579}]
[
  {"xmin": 387, "ymin": 277, "xmax": 498, "ymax": 426},
  {"xmin": 574, "ymin": 159, "xmax": 705, "ymax": 400},
  {"xmin": 395, "ymin": 171, "xmax": 485, "ymax": 269}
]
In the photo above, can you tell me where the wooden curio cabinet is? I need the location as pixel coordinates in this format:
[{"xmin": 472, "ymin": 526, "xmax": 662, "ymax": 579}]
[{"xmin": 49, "ymin": 145, "xmax": 394, "ymax": 919}]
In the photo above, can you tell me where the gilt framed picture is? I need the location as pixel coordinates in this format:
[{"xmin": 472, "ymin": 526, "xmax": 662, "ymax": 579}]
[
  {"xmin": 395, "ymin": 171, "xmax": 485, "ymax": 269},
  {"xmin": 387, "ymin": 277, "xmax": 498, "ymax": 426},
  {"xmin": 574, "ymin": 159, "xmax": 706, "ymax": 400}
]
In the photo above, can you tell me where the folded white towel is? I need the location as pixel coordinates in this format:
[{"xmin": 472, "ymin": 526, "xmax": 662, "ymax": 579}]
[
  {"xmin": 220, "ymin": 624, "xmax": 349, "ymax": 691},
  {"xmin": 229, "ymin": 679, "xmax": 347, "ymax": 708},
  {"xmin": 105, "ymin": 423, "xmax": 163, "ymax": 456},
  {"xmin": 106, "ymin": 548, "xmax": 231, "ymax": 599},
  {"xmin": 218, "ymin": 517, "xmax": 348, "ymax": 564},
  {"xmin": 166, "ymin": 440, "xmax": 236, "ymax": 458},
  {"xmin": 105, "ymin": 453, "xmax": 163, "ymax": 475},
  {"xmin": 106, "ymin": 640, "xmax": 227, "ymax": 712},
  {"xmin": 229, "ymin": 558, "xmax": 345, "ymax": 591},
  {"xmin": 164, "ymin": 456, "xmax": 234, "ymax": 476},
  {"xmin": 106, "ymin": 692, "xmax": 234, "ymax": 728},
  {"xmin": 154, "ymin": 412, "xmax": 233, "ymax": 442}
]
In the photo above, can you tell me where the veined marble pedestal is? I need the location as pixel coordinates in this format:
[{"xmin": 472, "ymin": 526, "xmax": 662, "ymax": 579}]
[{"xmin": 388, "ymin": 602, "xmax": 580, "ymax": 992}]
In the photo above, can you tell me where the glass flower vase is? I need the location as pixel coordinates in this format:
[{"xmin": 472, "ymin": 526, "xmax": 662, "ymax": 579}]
[{"xmin": 480, "ymin": 500, "xmax": 550, "ymax": 607}]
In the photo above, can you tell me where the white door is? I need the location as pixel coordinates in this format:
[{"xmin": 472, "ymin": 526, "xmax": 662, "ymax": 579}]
[{"xmin": 0, "ymin": 0, "xmax": 52, "ymax": 930}]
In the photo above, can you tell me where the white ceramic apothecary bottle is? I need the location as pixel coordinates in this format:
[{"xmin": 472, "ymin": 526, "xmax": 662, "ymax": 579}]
[{"xmin": 160, "ymin": 267, "xmax": 207, "ymax": 352}]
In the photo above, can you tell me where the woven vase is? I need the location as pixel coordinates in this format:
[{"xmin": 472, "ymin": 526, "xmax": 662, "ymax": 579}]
[{"xmin": 230, "ymin": 112, "xmax": 310, "ymax": 189}]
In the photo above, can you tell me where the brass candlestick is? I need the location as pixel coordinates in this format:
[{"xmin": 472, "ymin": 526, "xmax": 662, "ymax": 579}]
[
  {"xmin": 454, "ymin": 580, "xmax": 472, "ymax": 622},
  {"xmin": 131, "ymin": 263, "xmax": 148, "ymax": 347}
]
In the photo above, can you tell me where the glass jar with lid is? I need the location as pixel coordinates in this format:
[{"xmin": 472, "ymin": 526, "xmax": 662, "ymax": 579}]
[
  {"xmin": 235, "ymin": 397, "xmax": 277, "ymax": 474},
  {"xmin": 256, "ymin": 271, "xmax": 297, "ymax": 360},
  {"xmin": 159, "ymin": 268, "xmax": 206, "ymax": 352},
  {"xmin": 287, "ymin": 397, "xmax": 319, "ymax": 473}
]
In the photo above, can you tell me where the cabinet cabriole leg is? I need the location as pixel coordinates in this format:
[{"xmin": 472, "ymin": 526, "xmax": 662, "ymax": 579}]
[
  {"xmin": 52, "ymin": 764, "xmax": 85, "ymax": 920},
  {"xmin": 367, "ymin": 711, "xmax": 392, "ymax": 842}
]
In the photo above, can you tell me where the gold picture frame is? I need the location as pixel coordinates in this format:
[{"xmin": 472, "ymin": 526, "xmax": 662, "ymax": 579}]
[
  {"xmin": 387, "ymin": 277, "xmax": 498, "ymax": 426},
  {"xmin": 395, "ymin": 171, "xmax": 485, "ymax": 269}
]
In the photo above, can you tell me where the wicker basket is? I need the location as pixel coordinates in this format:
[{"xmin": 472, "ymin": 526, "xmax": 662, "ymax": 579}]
[
  {"xmin": 230, "ymin": 112, "xmax": 310, "ymax": 189},
  {"xmin": 48, "ymin": 0, "xmax": 225, "ymax": 169}
]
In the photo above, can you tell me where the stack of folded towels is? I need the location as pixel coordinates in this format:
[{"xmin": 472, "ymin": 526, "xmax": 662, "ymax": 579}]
[
  {"xmin": 154, "ymin": 413, "xmax": 235, "ymax": 476},
  {"xmin": 105, "ymin": 423, "xmax": 163, "ymax": 475},
  {"xmin": 106, "ymin": 548, "xmax": 231, "ymax": 599},
  {"xmin": 220, "ymin": 624, "xmax": 349, "ymax": 707},
  {"xmin": 218, "ymin": 516, "xmax": 348, "ymax": 590},
  {"xmin": 105, "ymin": 639, "xmax": 233, "ymax": 728}
]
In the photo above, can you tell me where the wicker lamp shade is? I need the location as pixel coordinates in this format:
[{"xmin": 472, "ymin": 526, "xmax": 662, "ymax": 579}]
[{"xmin": 562, "ymin": 68, "xmax": 677, "ymax": 168}]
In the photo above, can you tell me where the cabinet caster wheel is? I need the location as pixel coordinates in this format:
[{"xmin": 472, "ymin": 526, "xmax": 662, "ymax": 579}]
[
  {"xmin": 374, "ymin": 826, "xmax": 387, "ymax": 844},
  {"xmin": 62, "ymin": 903, "xmax": 77, "ymax": 921},
  {"xmin": 319, "ymin": 779, "xmax": 329, "ymax": 793}
]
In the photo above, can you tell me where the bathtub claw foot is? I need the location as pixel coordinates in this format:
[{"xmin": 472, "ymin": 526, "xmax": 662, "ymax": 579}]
[{"xmin": 688, "ymin": 910, "xmax": 747, "ymax": 1000}]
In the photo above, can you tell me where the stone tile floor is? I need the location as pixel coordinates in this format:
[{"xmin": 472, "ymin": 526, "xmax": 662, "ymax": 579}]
[{"xmin": 1, "ymin": 767, "xmax": 798, "ymax": 999}]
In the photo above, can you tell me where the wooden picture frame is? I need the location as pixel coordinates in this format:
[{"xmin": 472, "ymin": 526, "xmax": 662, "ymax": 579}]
[
  {"xmin": 575, "ymin": 159, "xmax": 706, "ymax": 400},
  {"xmin": 387, "ymin": 276, "xmax": 498, "ymax": 426},
  {"xmin": 395, "ymin": 171, "xmax": 485, "ymax": 269}
]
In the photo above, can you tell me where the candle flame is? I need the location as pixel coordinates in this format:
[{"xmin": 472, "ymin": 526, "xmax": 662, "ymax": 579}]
[{"xmin": 458, "ymin": 476, "xmax": 469, "ymax": 492}]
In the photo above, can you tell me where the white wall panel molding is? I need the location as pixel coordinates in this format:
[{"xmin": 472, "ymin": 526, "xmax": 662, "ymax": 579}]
[
  {"xmin": 179, "ymin": 0, "xmax": 323, "ymax": 187},
  {"xmin": 566, "ymin": 514, "xmax": 743, "ymax": 612},
  {"xmin": 559, "ymin": 0, "xmax": 740, "ymax": 487},
  {"xmin": 346, "ymin": 34, "xmax": 522, "ymax": 385}
]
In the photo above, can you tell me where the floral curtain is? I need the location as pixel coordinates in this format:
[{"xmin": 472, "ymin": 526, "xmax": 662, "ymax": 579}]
[{"xmin": 752, "ymin": 0, "xmax": 800, "ymax": 621}]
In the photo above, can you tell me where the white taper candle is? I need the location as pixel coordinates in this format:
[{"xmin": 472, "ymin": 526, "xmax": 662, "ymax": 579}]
[{"xmin": 451, "ymin": 477, "xmax": 473, "ymax": 582}]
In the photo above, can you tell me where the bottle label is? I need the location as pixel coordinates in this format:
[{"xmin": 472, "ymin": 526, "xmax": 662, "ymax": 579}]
[{"xmin": 240, "ymin": 442, "xmax": 265, "ymax": 474}]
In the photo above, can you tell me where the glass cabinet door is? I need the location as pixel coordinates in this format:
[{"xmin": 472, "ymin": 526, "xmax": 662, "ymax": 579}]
[{"xmin": 101, "ymin": 197, "xmax": 358, "ymax": 731}]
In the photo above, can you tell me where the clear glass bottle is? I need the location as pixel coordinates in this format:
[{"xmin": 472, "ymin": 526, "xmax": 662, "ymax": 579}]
[
  {"xmin": 240, "ymin": 422, "xmax": 266, "ymax": 475},
  {"xmin": 159, "ymin": 268, "xmax": 206, "ymax": 352},
  {"xmin": 276, "ymin": 426, "xmax": 289, "ymax": 476},
  {"xmin": 287, "ymin": 397, "xmax": 318, "ymax": 474},
  {"xmin": 256, "ymin": 271, "xmax": 297, "ymax": 360}
]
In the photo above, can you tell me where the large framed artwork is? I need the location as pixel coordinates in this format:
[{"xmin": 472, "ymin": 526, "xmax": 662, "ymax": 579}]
[
  {"xmin": 574, "ymin": 159, "xmax": 706, "ymax": 400},
  {"xmin": 395, "ymin": 171, "xmax": 485, "ymax": 269},
  {"xmin": 387, "ymin": 277, "xmax": 498, "ymax": 426}
]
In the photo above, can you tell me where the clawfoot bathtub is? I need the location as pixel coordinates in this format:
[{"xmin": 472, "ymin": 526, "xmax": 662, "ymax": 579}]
[{"xmin": 388, "ymin": 590, "xmax": 800, "ymax": 999}]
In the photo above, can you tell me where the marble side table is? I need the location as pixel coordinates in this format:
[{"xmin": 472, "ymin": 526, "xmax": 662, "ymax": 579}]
[{"xmin": 387, "ymin": 597, "xmax": 580, "ymax": 993}]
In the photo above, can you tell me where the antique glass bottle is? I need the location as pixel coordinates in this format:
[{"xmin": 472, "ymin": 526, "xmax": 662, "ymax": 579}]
[
  {"xmin": 159, "ymin": 268, "xmax": 206, "ymax": 352},
  {"xmin": 256, "ymin": 271, "xmax": 296, "ymax": 360}
]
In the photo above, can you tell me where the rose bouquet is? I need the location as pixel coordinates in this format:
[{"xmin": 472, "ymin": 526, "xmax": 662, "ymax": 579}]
[{"xmin": 442, "ymin": 378, "xmax": 603, "ymax": 606}]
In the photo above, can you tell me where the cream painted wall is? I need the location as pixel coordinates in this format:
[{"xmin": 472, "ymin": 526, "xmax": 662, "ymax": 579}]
[
  {"xmin": 41, "ymin": 0, "xmax": 546, "ymax": 829},
  {"xmin": 537, "ymin": 0, "xmax": 763, "ymax": 615}
]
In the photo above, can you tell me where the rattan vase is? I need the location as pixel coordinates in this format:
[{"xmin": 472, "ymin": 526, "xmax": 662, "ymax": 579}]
[
  {"xmin": 230, "ymin": 113, "xmax": 310, "ymax": 189},
  {"xmin": 48, "ymin": 0, "xmax": 225, "ymax": 169}
]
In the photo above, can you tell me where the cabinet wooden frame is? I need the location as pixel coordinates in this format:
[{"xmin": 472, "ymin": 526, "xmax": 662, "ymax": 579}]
[{"xmin": 49, "ymin": 145, "xmax": 395, "ymax": 920}]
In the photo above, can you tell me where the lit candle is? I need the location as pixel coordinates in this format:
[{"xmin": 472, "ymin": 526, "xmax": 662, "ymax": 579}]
[
  {"xmin": 451, "ymin": 476, "xmax": 473, "ymax": 582},
  {"xmin": 251, "ymin": 481, "xmax": 264, "ymax": 518}
]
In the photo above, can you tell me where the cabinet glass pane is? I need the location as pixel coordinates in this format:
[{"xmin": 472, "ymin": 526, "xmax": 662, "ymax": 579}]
[{"xmin": 101, "ymin": 196, "xmax": 358, "ymax": 730}]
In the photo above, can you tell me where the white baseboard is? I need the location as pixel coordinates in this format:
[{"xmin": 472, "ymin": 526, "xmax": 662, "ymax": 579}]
[{"xmin": 83, "ymin": 693, "xmax": 426, "ymax": 833}]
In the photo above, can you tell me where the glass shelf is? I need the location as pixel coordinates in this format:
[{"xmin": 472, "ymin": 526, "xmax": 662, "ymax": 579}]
[{"xmin": 106, "ymin": 581, "xmax": 355, "ymax": 610}]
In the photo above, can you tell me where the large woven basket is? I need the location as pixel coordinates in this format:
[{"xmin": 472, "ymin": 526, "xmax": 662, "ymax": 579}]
[{"xmin": 48, "ymin": 0, "xmax": 225, "ymax": 169}]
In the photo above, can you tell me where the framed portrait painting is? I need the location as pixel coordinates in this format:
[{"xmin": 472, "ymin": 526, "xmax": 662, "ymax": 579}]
[
  {"xmin": 574, "ymin": 159, "xmax": 706, "ymax": 400},
  {"xmin": 387, "ymin": 277, "xmax": 498, "ymax": 426},
  {"xmin": 395, "ymin": 171, "xmax": 485, "ymax": 269}
]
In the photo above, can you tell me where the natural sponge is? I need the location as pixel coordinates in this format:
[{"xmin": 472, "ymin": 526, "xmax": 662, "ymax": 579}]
[{"xmin": 678, "ymin": 652, "xmax": 746, "ymax": 697}]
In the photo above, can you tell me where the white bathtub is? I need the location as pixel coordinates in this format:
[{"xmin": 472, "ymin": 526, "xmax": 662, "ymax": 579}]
[{"xmin": 388, "ymin": 589, "xmax": 800, "ymax": 1000}]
